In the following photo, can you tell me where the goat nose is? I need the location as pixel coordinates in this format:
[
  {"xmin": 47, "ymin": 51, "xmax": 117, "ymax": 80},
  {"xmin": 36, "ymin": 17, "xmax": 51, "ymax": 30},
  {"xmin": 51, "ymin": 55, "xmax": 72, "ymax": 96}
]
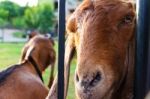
[{"xmin": 76, "ymin": 72, "xmax": 101, "ymax": 89}]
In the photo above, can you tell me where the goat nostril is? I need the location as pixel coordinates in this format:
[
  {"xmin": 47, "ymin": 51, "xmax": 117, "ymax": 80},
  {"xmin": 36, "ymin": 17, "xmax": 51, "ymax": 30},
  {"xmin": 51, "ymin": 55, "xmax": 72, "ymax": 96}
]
[
  {"xmin": 95, "ymin": 72, "xmax": 101, "ymax": 81},
  {"xmin": 89, "ymin": 72, "xmax": 101, "ymax": 87},
  {"xmin": 76, "ymin": 73, "xmax": 79, "ymax": 82},
  {"xmin": 80, "ymin": 72, "xmax": 101, "ymax": 89}
]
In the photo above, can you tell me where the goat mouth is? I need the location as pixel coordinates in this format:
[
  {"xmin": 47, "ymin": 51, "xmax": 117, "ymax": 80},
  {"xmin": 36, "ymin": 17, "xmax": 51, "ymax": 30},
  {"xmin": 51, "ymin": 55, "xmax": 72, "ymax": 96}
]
[
  {"xmin": 78, "ymin": 90, "xmax": 113, "ymax": 99},
  {"xmin": 78, "ymin": 91, "xmax": 93, "ymax": 99}
]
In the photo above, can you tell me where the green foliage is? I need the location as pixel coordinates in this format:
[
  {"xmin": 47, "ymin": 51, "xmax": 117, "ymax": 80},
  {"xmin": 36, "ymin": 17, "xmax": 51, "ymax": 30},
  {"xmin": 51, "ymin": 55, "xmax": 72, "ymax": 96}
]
[
  {"xmin": 0, "ymin": 1, "xmax": 27, "ymax": 28},
  {"xmin": 0, "ymin": 18, "xmax": 9, "ymax": 28},
  {"xmin": 24, "ymin": 7, "xmax": 40, "ymax": 29},
  {"xmin": 0, "ymin": 8, "xmax": 9, "ymax": 28},
  {"xmin": 24, "ymin": 4, "xmax": 55, "ymax": 34},
  {"xmin": 0, "ymin": 18, "xmax": 5, "ymax": 27},
  {"xmin": 0, "ymin": 1, "xmax": 56, "ymax": 34},
  {"xmin": 0, "ymin": 9, "xmax": 9, "ymax": 19},
  {"xmin": 12, "ymin": 17, "xmax": 27, "ymax": 29},
  {"xmin": 0, "ymin": 1, "xmax": 25, "ymax": 21},
  {"xmin": 37, "ymin": 4, "xmax": 55, "ymax": 33},
  {"xmin": 39, "ymin": 0, "xmax": 53, "ymax": 4}
]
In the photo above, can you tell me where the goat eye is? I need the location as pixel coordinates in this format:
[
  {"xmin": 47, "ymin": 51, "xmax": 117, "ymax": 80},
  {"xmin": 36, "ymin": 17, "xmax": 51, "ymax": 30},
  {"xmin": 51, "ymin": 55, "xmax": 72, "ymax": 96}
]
[
  {"xmin": 118, "ymin": 15, "xmax": 134, "ymax": 28},
  {"xmin": 122, "ymin": 15, "xmax": 133, "ymax": 24}
]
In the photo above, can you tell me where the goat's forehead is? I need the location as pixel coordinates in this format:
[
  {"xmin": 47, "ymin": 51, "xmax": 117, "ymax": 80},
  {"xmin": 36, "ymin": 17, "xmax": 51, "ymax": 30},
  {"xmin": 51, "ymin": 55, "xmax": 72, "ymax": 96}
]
[
  {"xmin": 76, "ymin": 0, "xmax": 135, "ymax": 19},
  {"xmin": 93, "ymin": 0, "xmax": 134, "ymax": 4},
  {"xmin": 78, "ymin": 0, "xmax": 134, "ymax": 13}
]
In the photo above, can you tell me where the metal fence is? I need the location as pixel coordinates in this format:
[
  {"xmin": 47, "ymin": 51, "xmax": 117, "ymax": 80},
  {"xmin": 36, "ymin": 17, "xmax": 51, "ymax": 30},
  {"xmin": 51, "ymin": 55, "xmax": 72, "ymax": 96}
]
[
  {"xmin": 58, "ymin": 0, "xmax": 65, "ymax": 99},
  {"xmin": 135, "ymin": 0, "xmax": 150, "ymax": 99}
]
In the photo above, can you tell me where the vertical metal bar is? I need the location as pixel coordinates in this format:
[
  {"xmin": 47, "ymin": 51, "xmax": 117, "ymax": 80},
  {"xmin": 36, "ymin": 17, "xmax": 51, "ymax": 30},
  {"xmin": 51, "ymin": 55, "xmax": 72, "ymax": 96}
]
[
  {"xmin": 135, "ymin": 0, "xmax": 150, "ymax": 99},
  {"xmin": 58, "ymin": 0, "xmax": 65, "ymax": 99},
  {"xmin": 145, "ymin": 0, "xmax": 150, "ymax": 94}
]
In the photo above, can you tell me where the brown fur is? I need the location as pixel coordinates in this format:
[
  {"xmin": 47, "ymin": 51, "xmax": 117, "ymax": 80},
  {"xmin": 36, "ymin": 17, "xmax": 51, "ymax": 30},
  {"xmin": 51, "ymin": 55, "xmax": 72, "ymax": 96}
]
[
  {"xmin": 28, "ymin": 31, "xmax": 39, "ymax": 40},
  {"xmin": 48, "ymin": 0, "xmax": 136, "ymax": 99},
  {"xmin": 0, "ymin": 35, "xmax": 56, "ymax": 99}
]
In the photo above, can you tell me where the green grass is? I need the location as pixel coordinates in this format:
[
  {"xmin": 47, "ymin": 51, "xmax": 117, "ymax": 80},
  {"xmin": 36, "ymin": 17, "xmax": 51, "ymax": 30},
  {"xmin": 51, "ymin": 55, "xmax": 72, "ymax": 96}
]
[
  {"xmin": 0, "ymin": 43, "xmax": 24, "ymax": 69},
  {"xmin": 0, "ymin": 42, "xmax": 76, "ymax": 99}
]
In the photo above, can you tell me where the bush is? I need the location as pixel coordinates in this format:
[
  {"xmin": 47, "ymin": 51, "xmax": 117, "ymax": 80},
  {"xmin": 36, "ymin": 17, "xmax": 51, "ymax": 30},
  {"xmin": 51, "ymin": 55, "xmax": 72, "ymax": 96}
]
[
  {"xmin": 12, "ymin": 17, "xmax": 27, "ymax": 29},
  {"xmin": 0, "ymin": 1, "xmax": 27, "ymax": 28},
  {"xmin": 0, "ymin": 9, "xmax": 9, "ymax": 19},
  {"xmin": 0, "ymin": 18, "xmax": 9, "ymax": 28},
  {"xmin": 24, "ymin": 3, "xmax": 55, "ymax": 34},
  {"xmin": 0, "ymin": 1, "xmax": 25, "ymax": 21},
  {"xmin": 37, "ymin": 4, "xmax": 55, "ymax": 34}
]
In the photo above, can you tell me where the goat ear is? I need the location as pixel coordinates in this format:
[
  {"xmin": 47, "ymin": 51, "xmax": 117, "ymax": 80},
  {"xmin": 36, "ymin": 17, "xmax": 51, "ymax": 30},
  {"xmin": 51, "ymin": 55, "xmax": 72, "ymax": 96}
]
[
  {"xmin": 24, "ymin": 46, "xmax": 34, "ymax": 60},
  {"xmin": 48, "ymin": 50, "xmax": 56, "ymax": 88},
  {"xmin": 28, "ymin": 31, "xmax": 38, "ymax": 40},
  {"xmin": 64, "ymin": 35, "xmax": 75, "ymax": 98},
  {"xmin": 47, "ymin": 35, "xmax": 75, "ymax": 98},
  {"xmin": 21, "ymin": 45, "xmax": 34, "ymax": 62},
  {"xmin": 66, "ymin": 14, "xmax": 77, "ymax": 33},
  {"xmin": 44, "ymin": 34, "xmax": 55, "ymax": 46},
  {"xmin": 21, "ymin": 46, "xmax": 28, "ymax": 62}
]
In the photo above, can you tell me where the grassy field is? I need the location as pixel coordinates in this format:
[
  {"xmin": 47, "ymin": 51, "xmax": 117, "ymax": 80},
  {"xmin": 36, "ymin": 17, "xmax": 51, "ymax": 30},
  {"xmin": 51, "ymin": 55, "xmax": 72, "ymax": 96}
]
[{"xmin": 0, "ymin": 42, "xmax": 76, "ymax": 99}]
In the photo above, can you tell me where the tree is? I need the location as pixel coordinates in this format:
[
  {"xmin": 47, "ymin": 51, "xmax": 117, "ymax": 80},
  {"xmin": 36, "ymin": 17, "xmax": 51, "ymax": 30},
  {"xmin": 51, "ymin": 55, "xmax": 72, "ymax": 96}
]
[
  {"xmin": 0, "ymin": 1, "xmax": 27, "ymax": 28},
  {"xmin": 0, "ymin": 1, "xmax": 24, "ymax": 21},
  {"xmin": 24, "ymin": 7, "xmax": 40, "ymax": 30},
  {"xmin": 12, "ymin": 17, "xmax": 27, "ymax": 29},
  {"xmin": 24, "ymin": 3, "xmax": 55, "ymax": 34},
  {"xmin": 37, "ymin": 4, "xmax": 55, "ymax": 34},
  {"xmin": 0, "ymin": 8, "xmax": 9, "ymax": 42},
  {"xmin": 0, "ymin": 9, "xmax": 9, "ymax": 19}
]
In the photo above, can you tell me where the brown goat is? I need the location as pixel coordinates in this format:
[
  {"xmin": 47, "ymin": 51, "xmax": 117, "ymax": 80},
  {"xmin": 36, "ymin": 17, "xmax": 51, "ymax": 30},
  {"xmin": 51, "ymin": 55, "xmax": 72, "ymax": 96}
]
[
  {"xmin": 0, "ymin": 35, "xmax": 55, "ymax": 99},
  {"xmin": 47, "ymin": 0, "xmax": 136, "ymax": 99}
]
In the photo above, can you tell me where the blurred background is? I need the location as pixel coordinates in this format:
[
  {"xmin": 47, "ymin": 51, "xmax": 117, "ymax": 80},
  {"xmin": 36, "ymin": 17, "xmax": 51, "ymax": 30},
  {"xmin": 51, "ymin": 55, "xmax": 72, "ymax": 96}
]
[
  {"xmin": 0, "ymin": 0, "xmax": 57, "ymax": 42},
  {"xmin": 0, "ymin": 0, "xmax": 82, "ymax": 99}
]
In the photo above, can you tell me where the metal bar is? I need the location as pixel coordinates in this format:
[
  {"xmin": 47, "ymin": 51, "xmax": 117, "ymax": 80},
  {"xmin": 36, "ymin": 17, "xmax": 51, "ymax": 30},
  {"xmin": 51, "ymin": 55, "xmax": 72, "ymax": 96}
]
[
  {"xmin": 145, "ymin": 0, "xmax": 150, "ymax": 94},
  {"xmin": 58, "ymin": 0, "xmax": 65, "ymax": 99},
  {"xmin": 135, "ymin": 0, "xmax": 150, "ymax": 99}
]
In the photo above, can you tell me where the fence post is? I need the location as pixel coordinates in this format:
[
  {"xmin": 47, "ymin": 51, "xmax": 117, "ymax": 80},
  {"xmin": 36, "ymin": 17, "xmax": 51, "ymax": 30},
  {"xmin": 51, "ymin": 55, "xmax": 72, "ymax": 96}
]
[
  {"xmin": 135, "ymin": 0, "xmax": 150, "ymax": 99},
  {"xmin": 58, "ymin": 0, "xmax": 65, "ymax": 99}
]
